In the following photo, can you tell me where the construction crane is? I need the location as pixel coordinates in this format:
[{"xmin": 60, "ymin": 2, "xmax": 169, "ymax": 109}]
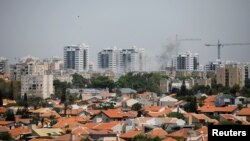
[
  {"xmin": 205, "ymin": 40, "xmax": 250, "ymax": 60},
  {"xmin": 175, "ymin": 34, "xmax": 201, "ymax": 55}
]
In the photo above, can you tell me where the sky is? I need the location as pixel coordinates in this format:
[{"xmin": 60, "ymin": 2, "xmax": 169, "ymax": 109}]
[{"xmin": 0, "ymin": 0, "xmax": 250, "ymax": 69}]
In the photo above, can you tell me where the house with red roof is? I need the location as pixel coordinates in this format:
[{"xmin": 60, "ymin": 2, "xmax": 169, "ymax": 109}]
[{"xmin": 91, "ymin": 109, "xmax": 137, "ymax": 123}]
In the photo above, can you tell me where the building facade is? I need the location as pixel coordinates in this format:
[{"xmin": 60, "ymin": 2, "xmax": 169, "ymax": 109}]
[
  {"xmin": 21, "ymin": 74, "xmax": 53, "ymax": 99},
  {"xmin": 64, "ymin": 43, "xmax": 89, "ymax": 72},
  {"xmin": 97, "ymin": 47, "xmax": 121, "ymax": 73},
  {"xmin": 98, "ymin": 46, "xmax": 144, "ymax": 73},
  {"xmin": 0, "ymin": 57, "xmax": 9, "ymax": 74},
  {"xmin": 173, "ymin": 51, "xmax": 199, "ymax": 71},
  {"xmin": 119, "ymin": 46, "xmax": 144, "ymax": 73},
  {"xmin": 216, "ymin": 64, "xmax": 244, "ymax": 87}
]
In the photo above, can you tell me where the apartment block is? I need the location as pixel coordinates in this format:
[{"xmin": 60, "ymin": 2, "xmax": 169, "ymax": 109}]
[{"xmin": 21, "ymin": 74, "xmax": 53, "ymax": 99}]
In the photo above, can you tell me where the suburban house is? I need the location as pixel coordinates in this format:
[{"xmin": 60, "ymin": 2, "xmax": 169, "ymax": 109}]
[
  {"xmin": 188, "ymin": 113, "xmax": 219, "ymax": 126},
  {"xmin": 220, "ymin": 114, "xmax": 250, "ymax": 125},
  {"xmin": 237, "ymin": 108, "xmax": 250, "ymax": 122},
  {"xmin": 91, "ymin": 109, "xmax": 137, "ymax": 123},
  {"xmin": 159, "ymin": 96, "xmax": 178, "ymax": 107},
  {"xmin": 198, "ymin": 106, "xmax": 238, "ymax": 116}
]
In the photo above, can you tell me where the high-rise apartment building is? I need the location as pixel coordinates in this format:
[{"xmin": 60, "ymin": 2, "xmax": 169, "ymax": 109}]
[
  {"xmin": 64, "ymin": 43, "xmax": 89, "ymax": 72},
  {"xmin": 97, "ymin": 46, "xmax": 145, "ymax": 73},
  {"xmin": 0, "ymin": 57, "xmax": 9, "ymax": 74},
  {"xmin": 97, "ymin": 47, "xmax": 121, "ymax": 73},
  {"xmin": 120, "ymin": 46, "xmax": 144, "ymax": 73},
  {"xmin": 216, "ymin": 64, "xmax": 244, "ymax": 87},
  {"xmin": 173, "ymin": 51, "xmax": 199, "ymax": 71},
  {"xmin": 21, "ymin": 74, "xmax": 53, "ymax": 99}
]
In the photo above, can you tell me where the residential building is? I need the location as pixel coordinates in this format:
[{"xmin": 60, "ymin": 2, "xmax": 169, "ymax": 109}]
[
  {"xmin": 173, "ymin": 51, "xmax": 199, "ymax": 71},
  {"xmin": 10, "ymin": 56, "xmax": 52, "ymax": 80},
  {"xmin": 21, "ymin": 74, "xmax": 53, "ymax": 99},
  {"xmin": 237, "ymin": 108, "xmax": 250, "ymax": 122},
  {"xmin": 97, "ymin": 47, "xmax": 121, "ymax": 73},
  {"xmin": 216, "ymin": 64, "xmax": 244, "ymax": 87},
  {"xmin": 205, "ymin": 60, "xmax": 224, "ymax": 71},
  {"xmin": 64, "ymin": 43, "xmax": 89, "ymax": 72},
  {"xmin": 119, "ymin": 46, "xmax": 145, "ymax": 73},
  {"xmin": 98, "ymin": 46, "xmax": 145, "ymax": 73},
  {"xmin": 160, "ymin": 79, "xmax": 170, "ymax": 93},
  {"xmin": 0, "ymin": 57, "xmax": 8, "ymax": 74},
  {"xmin": 44, "ymin": 56, "xmax": 64, "ymax": 74},
  {"xmin": 244, "ymin": 64, "xmax": 250, "ymax": 80},
  {"xmin": 195, "ymin": 78, "xmax": 212, "ymax": 87}
]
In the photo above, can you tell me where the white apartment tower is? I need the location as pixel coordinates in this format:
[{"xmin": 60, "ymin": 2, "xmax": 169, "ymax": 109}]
[
  {"xmin": 120, "ymin": 46, "xmax": 144, "ymax": 73},
  {"xmin": 97, "ymin": 47, "xmax": 121, "ymax": 73},
  {"xmin": 64, "ymin": 43, "xmax": 89, "ymax": 72},
  {"xmin": 98, "ymin": 46, "xmax": 145, "ymax": 73},
  {"xmin": 0, "ymin": 57, "xmax": 9, "ymax": 74},
  {"xmin": 21, "ymin": 74, "xmax": 53, "ymax": 99},
  {"xmin": 173, "ymin": 51, "xmax": 199, "ymax": 71}
]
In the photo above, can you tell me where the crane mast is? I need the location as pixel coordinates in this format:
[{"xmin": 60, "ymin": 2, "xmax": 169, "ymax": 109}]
[{"xmin": 205, "ymin": 40, "xmax": 250, "ymax": 60}]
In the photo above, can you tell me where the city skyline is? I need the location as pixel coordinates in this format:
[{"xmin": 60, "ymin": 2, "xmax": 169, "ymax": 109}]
[{"xmin": 1, "ymin": 0, "xmax": 250, "ymax": 69}]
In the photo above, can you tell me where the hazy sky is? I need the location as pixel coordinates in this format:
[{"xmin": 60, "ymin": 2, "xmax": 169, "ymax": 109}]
[{"xmin": 1, "ymin": 0, "xmax": 250, "ymax": 67}]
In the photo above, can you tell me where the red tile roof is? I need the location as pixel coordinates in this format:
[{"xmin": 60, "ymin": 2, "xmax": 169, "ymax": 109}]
[
  {"xmin": 144, "ymin": 106, "xmax": 164, "ymax": 112},
  {"xmin": 41, "ymin": 111, "xmax": 61, "ymax": 119},
  {"xmin": 120, "ymin": 130, "xmax": 142, "ymax": 139},
  {"xmin": 92, "ymin": 121, "xmax": 122, "ymax": 130},
  {"xmin": 72, "ymin": 127, "xmax": 90, "ymax": 135},
  {"xmin": 196, "ymin": 126, "xmax": 208, "ymax": 134},
  {"xmin": 9, "ymin": 127, "xmax": 32, "ymax": 138},
  {"xmin": 167, "ymin": 128, "xmax": 200, "ymax": 138},
  {"xmin": 102, "ymin": 109, "xmax": 123, "ymax": 118},
  {"xmin": 84, "ymin": 123, "xmax": 99, "ymax": 129},
  {"xmin": 53, "ymin": 117, "xmax": 83, "ymax": 128},
  {"xmin": 204, "ymin": 96, "xmax": 216, "ymax": 106},
  {"xmin": 30, "ymin": 139, "xmax": 54, "ymax": 141},
  {"xmin": 161, "ymin": 137, "xmax": 177, "ymax": 141},
  {"xmin": 86, "ymin": 110, "xmax": 101, "ymax": 115},
  {"xmin": 55, "ymin": 134, "xmax": 82, "ymax": 141},
  {"xmin": 237, "ymin": 108, "xmax": 250, "ymax": 116},
  {"xmin": 60, "ymin": 109, "xmax": 84, "ymax": 115},
  {"xmin": 0, "ymin": 121, "xmax": 14, "ymax": 126},
  {"xmin": 147, "ymin": 108, "xmax": 172, "ymax": 117},
  {"xmin": 147, "ymin": 127, "xmax": 168, "ymax": 138},
  {"xmin": 0, "ymin": 126, "xmax": 9, "ymax": 133},
  {"xmin": 198, "ymin": 106, "xmax": 237, "ymax": 113},
  {"xmin": 0, "ymin": 107, "xmax": 7, "ymax": 114}
]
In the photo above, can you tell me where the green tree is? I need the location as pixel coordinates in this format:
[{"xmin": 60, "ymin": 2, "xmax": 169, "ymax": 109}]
[
  {"xmin": 167, "ymin": 112, "xmax": 185, "ymax": 120},
  {"xmin": 9, "ymin": 81, "xmax": 14, "ymax": 100},
  {"xmin": 220, "ymin": 120, "xmax": 241, "ymax": 125},
  {"xmin": 72, "ymin": 73, "xmax": 89, "ymax": 88},
  {"xmin": 0, "ymin": 90, "xmax": 3, "ymax": 106},
  {"xmin": 131, "ymin": 103, "xmax": 142, "ymax": 111},
  {"xmin": 230, "ymin": 84, "xmax": 240, "ymax": 95},
  {"xmin": 178, "ymin": 80, "xmax": 188, "ymax": 96},
  {"xmin": 117, "ymin": 72, "xmax": 163, "ymax": 94},
  {"xmin": 184, "ymin": 97, "xmax": 197, "ymax": 112},
  {"xmin": 241, "ymin": 79, "xmax": 250, "ymax": 97},
  {"xmin": 53, "ymin": 80, "xmax": 72, "ymax": 99},
  {"xmin": 0, "ymin": 132, "xmax": 11, "ymax": 140},
  {"xmin": 60, "ymin": 87, "xmax": 66, "ymax": 104},
  {"xmin": 92, "ymin": 76, "xmax": 115, "ymax": 91},
  {"xmin": 79, "ymin": 94, "xmax": 82, "ymax": 100},
  {"xmin": 24, "ymin": 93, "xmax": 28, "ymax": 108},
  {"xmin": 5, "ymin": 110, "xmax": 15, "ymax": 121}
]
